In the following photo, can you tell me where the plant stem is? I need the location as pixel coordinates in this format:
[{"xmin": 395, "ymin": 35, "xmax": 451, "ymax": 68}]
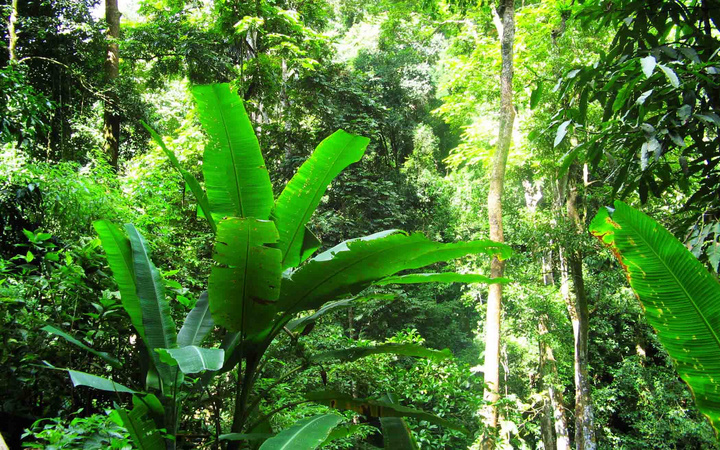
[
  {"xmin": 245, "ymin": 400, "xmax": 314, "ymax": 433},
  {"xmin": 227, "ymin": 354, "xmax": 259, "ymax": 450},
  {"xmin": 245, "ymin": 365, "xmax": 307, "ymax": 417}
]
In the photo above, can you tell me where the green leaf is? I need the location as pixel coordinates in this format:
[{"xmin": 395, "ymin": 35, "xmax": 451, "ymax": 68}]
[
  {"xmin": 612, "ymin": 82, "xmax": 632, "ymax": 112},
  {"xmin": 93, "ymin": 220, "xmax": 145, "ymax": 341},
  {"xmin": 68, "ymin": 370, "xmax": 135, "ymax": 394},
  {"xmin": 278, "ymin": 231, "xmax": 511, "ymax": 317},
  {"xmin": 132, "ymin": 393, "xmax": 165, "ymax": 419},
  {"xmin": 636, "ymin": 89, "xmax": 653, "ymax": 105},
  {"xmin": 379, "ymin": 394, "xmax": 419, "ymax": 450},
  {"xmin": 156, "ymin": 346, "xmax": 224, "ymax": 374},
  {"xmin": 709, "ymin": 240, "xmax": 720, "ymax": 273},
  {"xmin": 286, "ymin": 294, "xmax": 396, "ymax": 333},
  {"xmin": 590, "ymin": 201, "xmax": 720, "ymax": 433},
  {"xmin": 178, "ymin": 291, "xmax": 214, "ymax": 347},
  {"xmin": 192, "ymin": 83, "xmax": 274, "ymax": 221},
  {"xmin": 209, "ymin": 218, "xmax": 282, "ymax": 339},
  {"xmin": 259, "ymin": 414, "xmax": 343, "ymax": 450},
  {"xmin": 374, "ymin": 273, "xmax": 508, "ymax": 286},
  {"xmin": 220, "ymin": 433, "xmax": 274, "ymax": 441},
  {"xmin": 640, "ymin": 55, "xmax": 656, "ymax": 78},
  {"xmin": 117, "ymin": 403, "xmax": 164, "ymax": 450},
  {"xmin": 272, "ymin": 130, "xmax": 370, "ymax": 268},
  {"xmin": 42, "ymin": 325, "xmax": 121, "ymax": 369},
  {"xmin": 125, "ymin": 224, "xmax": 177, "ymax": 350},
  {"xmin": 306, "ymin": 391, "xmax": 467, "ymax": 433},
  {"xmin": 557, "ymin": 144, "xmax": 583, "ymax": 178},
  {"xmin": 658, "ymin": 63, "xmax": 680, "ymax": 88},
  {"xmin": 320, "ymin": 425, "xmax": 363, "ymax": 447},
  {"xmin": 300, "ymin": 226, "xmax": 321, "ymax": 264},
  {"xmin": 530, "ymin": 81, "xmax": 543, "ymax": 109},
  {"xmin": 311, "ymin": 343, "xmax": 452, "ymax": 363},
  {"xmin": 141, "ymin": 121, "xmax": 216, "ymax": 232},
  {"xmin": 554, "ymin": 120, "xmax": 572, "ymax": 148}
]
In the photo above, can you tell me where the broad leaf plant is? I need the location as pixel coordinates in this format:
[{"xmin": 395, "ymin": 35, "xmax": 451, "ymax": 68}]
[{"xmin": 45, "ymin": 83, "xmax": 511, "ymax": 449}]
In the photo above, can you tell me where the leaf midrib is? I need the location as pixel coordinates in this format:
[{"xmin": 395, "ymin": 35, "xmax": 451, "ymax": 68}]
[
  {"xmin": 279, "ymin": 135, "xmax": 360, "ymax": 265},
  {"xmin": 621, "ymin": 211, "xmax": 720, "ymax": 354},
  {"xmin": 276, "ymin": 415, "xmax": 333, "ymax": 450},
  {"xmin": 184, "ymin": 296, "xmax": 209, "ymax": 346},
  {"xmin": 191, "ymin": 346, "xmax": 207, "ymax": 371},
  {"xmin": 284, "ymin": 237, "xmax": 416, "ymax": 316},
  {"xmin": 212, "ymin": 85, "xmax": 246, "ymax": 218},
  {"xmin": 131, "ymin": 227, "xmax": 172, "ymax": 349}
]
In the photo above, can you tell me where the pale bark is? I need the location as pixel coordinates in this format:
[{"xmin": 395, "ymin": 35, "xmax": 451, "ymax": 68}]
[
  {"xmin": 481, "ymin": 0, "xmax": 515, "ymax": 445},
  {"xmin": 103, "ymin": 0, "xmax": 121, "ymax": 168},
  {"xmin": 539, "ymin": 315, "xmax": 571, "ymax": 450},
  {"xmin": 7, "ymin": 0, "xmax": 18, "ymax": 62},
  {"xmin": 538, "ymin": 318, "xmax": 555, "ymax": 450},
  {"xmin": 540, "ymin": 391, "xmax": 555, "ymax": 450},
  {"xmin": 563, "ymin": 179, "xmax": 597, "ymax": 450}
]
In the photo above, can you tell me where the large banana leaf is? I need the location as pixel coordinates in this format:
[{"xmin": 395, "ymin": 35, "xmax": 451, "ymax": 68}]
[
  {"xmin": 286, "ymin": 294, "xmax": 396, "ymax": 334},
  {"xmin": 141, "ymin": 121, "xmax": 216, "ymax": 232},
  {"xmin": 209, "ymin": 218, "xmax": 282, "ymax": 339},
  {"xmin": 379, "ymin": 394, "xmax": 419, "ymax": 450},
  {"xmin": 311, "ymin": 343, "xmax": 452, "ymax": 363},
  {"xmin": 590, "ymin": 200, "xmax": 720, "ymax": 433},
  {"xmin": 93, "ymin": 220, "xmax": 145, "ymax": 341},
  {"xmin": 156, "ymin": 346, "xmax": 224, "ymax": 374},
  {"xmin": 272, "ymin": 130, "xmax": 370, "ymax": 268},
  {"xmin": 68, "ymin": 370, "xmax": 136, "ymax": 394},
  {"xmin": 374, "ymin": 273, "xmax": 509, "ymax": 286},
  {"xmin": 306, "ymin": 391, "xmax": 467, "ymax": 433},
  {"xmin": 259, "ymin": 414, "xmax": 343, "ymax": 450},
  {"xmin": 192, "ymin": 83, "xmax": 274, "ymax": 220},
  {"xmin": 320, "ymin": 425, "xmax": 363, "ymax": 447},
  {"xmin": 299, "ymin": 226, "xmax": 321, "ymax": 264},
  {"xmin": 219, "ymin": 433, "xmax": 273, "ymax": 442},
  {"xmin": 125, "ymin": 224, "xmax": 177, "ymax": 351},
  {"xmin": 278, "ymin": 231, "xmax": 511, "ymax": 317},
  {"xmin": 125, "ymin": 224, "xmax": 179, "ymax": 390},
  {"xmin": 117, "ymin": 403, "xmax": 165, "ymax": 450},
  {"xmin": 43, "ymin": 325, "xmax": 121, "ymax": 369},
  {"xmin": 178, "ymin": 291, "xmax": 214, "ymax": 347},
  {"xmin": 380, "ymin": 418, "xmax": 418, "ymax": 450}
]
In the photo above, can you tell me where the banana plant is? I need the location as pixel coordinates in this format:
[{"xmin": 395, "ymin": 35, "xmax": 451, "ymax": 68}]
[
  {"xmin": 590, "ymin": 201, "xmax": 720, "ymax": 435},
  {"xmin": 62, "ymin": 83, "xmax": 509, "ymax": 449},
  {"xmin": 43, "ymin": 222, "xmax": 222, "ymax": 450}
]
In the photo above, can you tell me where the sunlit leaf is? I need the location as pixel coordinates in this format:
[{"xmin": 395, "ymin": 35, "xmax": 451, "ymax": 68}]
[
  {"xmin": 259, "ymin": 414, "xmax": 343, "ymax": 450},
  {"xmin": 590, "ymin": 201, "xmax": 720, "ymax": 434}
]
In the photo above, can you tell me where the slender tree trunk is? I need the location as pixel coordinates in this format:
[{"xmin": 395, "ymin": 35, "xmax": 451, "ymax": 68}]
[
  {"xmin": 7, "ymin": 0, "xmax": 18, "ymax": 62},
  {"xmin": 539, "ymin": 331, "xmax": 556, "ymax": 450},
  {"xmin": 539, "ymin": 315, "xmax": 571, "ymax": 450},
  {"xmin": 564, "ymin": 181, "xmax": 596, "ymax": 450},
  {"xmin": 280, "ymin": 58, "xmax": 292, "ymax": 159},
  {"xmin": 481, "ymin": 0, "xmax": 515, "ymax": 446},
  {"xmin": 103, "ymin": 0, "xmax": 121, "ymax": 168}
]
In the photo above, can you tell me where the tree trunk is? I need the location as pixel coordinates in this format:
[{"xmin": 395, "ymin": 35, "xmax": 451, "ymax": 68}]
[
  {"xmin": 481, "ymin": 0, "xmax": 515, "ymax": 446},
  {"xmin": 563, "ymin": 179, "xmax": 597, "ymax": 450},
  {"xmin": 7, "ymin": 0, "xmax": 18, "ymax": 62},
  {"xmin": 539, "ymin": 314, "xmax": 571, "ymax": 450},
  {"xmin": 103, "ymin": 0, "xmax": 121, "ymax": 169}
]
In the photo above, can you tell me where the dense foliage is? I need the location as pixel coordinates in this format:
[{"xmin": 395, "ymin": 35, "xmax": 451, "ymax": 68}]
[{"xmin": 1, "ymin": 0, "xmax": 719, "ymax": 449}]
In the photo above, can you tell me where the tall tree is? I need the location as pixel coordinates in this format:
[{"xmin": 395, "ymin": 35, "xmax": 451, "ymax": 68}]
[
  {"xmin": 538, "ymin": 313, "xmax": 571, "ymax": 450},
  {"xmin": 103, "ymin": 0, "xmax": 120, "ymax": 168},
  {"xmin": 7, "ymin": 0, "xmax": 18, "ymax": 62},
  {"xmin": 562, "ymin": 174, "xmax": 597, "ymax": 450},
  {"xmin": 481, "ymin": 0, "xmax": 515, "ymax": 444}
]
